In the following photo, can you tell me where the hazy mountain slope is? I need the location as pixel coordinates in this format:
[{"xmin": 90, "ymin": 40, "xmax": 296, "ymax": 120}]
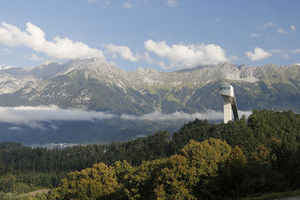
[{"xmin": 0, "ymin": 119, "xmax": 184, "ymax": 144}]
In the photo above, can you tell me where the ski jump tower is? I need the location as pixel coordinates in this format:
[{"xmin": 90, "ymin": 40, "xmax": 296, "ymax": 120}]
[{"xmin": 218, "ymin": 82, "xmax": 239, "ymax": 123}]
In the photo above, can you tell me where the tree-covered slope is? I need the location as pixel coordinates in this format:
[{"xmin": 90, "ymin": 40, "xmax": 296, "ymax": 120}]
[{"xmin": 1, "ymin": 110, "xmax": 300, "ymax": 199}]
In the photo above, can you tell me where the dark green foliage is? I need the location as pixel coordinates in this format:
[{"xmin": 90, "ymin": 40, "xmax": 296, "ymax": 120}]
[
  {"xmin": 1, "ymin": 110, "xmax": 300, "ymax": 199},
  {"xmin": 0, "ymin": 142, "xmax": 22, "ymax": 150},
  {"xmin": 0, "ymin": 131, "xmax": 171, "ymax": 180}
]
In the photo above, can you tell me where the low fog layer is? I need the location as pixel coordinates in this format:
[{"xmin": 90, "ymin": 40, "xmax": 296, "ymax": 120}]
[
  {"xmin": 0, "ymin": 105, "xmax": 251, "ymax": 124},
  {"xmin": 0, "ymin": 105, "xmax": 114, "ymax": 123},
  {"xmin": 121, "ymin": 110, "xmax": 222, "ymax": 121}
]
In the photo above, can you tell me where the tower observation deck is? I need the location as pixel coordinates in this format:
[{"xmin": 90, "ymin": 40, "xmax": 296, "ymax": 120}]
[{"xmin": 218, "ymin": 82, "xmax": 239, "ymax": 123}]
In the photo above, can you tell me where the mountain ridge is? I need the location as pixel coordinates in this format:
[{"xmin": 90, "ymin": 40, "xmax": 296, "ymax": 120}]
[{"xmin": 0, "ymin": 59, "xmax": 299, "ymax": 114}]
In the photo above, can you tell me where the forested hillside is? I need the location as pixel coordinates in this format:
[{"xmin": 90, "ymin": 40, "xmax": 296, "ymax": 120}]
[{"xmin": 0, "ymin": 110, "xmax": 300, "ymax": 199}]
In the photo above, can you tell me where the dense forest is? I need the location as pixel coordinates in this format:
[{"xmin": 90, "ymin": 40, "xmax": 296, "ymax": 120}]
[{"xmin": 0, "ymin": 110, "xmax": 300, "ymax": 199}]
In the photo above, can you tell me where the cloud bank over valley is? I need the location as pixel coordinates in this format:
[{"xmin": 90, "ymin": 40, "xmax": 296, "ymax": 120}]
[{"xmin": 0, "ymin": 105, "xmax": 251, "ymax": 126}]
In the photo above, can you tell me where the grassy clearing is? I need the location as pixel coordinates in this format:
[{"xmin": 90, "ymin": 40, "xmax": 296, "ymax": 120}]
[{"xmin": 0, "ymin": 189, "xmax": 48, "ymax": 200}]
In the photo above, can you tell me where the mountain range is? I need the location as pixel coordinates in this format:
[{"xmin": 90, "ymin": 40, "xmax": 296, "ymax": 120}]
[
  {"xmin": 0, "ymin": 58, "xmax": 299, "ymax": 114},
  {"xmin": 0, "ymin": 59, "xmax": 299, "ymax": 144}
]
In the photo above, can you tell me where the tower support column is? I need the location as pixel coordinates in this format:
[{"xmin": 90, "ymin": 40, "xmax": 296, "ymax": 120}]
[
  {"xmin": 218, "ymin": 82, "xmax": 238, "ymax": 123},
  {"xmin": 223, "ymin": 97, "xmax": 232, "ymax": 123}
]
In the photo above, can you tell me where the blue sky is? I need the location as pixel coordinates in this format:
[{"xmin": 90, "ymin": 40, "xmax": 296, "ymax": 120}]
[{"xmin": 0, "ymin": 0, "xmax": 299, "ymax": 71}]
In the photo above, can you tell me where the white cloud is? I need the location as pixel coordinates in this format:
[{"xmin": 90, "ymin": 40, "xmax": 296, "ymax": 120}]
[
  {"xmin": 23, "ymin": 53, "xmax": 44, "ymax": 62},
  {"xmin": 1, "ymin": 48, "xmax": 11, "ymax": 53},
  {"xmin": 165, "ymin": 0, "xmax": 178, "ymax": 7},
  {"xmin": 87, "ymin": 0, "xmax": 110, "ymax": 4},
  {"xmin": 144, "ymin": 40, "xmax": 229, "ymax": 69},
  {"xmin": 290, "ymin": 25, "xmax": 296, "ymax": 32},
  {"xmin": 277, "ymin": 28, "xmax": 288, "ymax": 34},
  {"xmin": 270, "ymin": 49, "xmax": 287, "ymax": 53},
  {"xmin": 258, "ymin": 22, "xmax": 276, "ymax": 29},
  {"xmin": 269, "ymin": 48, "xmax": 300, "ymax": 59},
  {"xmin": 138, "ymin": 51, "xmax": 168, "ymax": 68},
  {"xmin": 8, "ymin": 126, "xmax": 24, "ymax": 131},
  {"xmin": 250, "ymin": 33, "xmax": 260, "ymax": 38},
  {"xmin": 124, "ymin": 2, "xmax": 133, "ymax": 8},
  {"xmin": 0, "ymin": 106, "xmax": 251, "ymax": 124},
  {"xmin": 121, "ymin": 110, "xmax": 223, "ymax": 121},
  {"xmin": 246, "ymin": 47, "xmax": 271, "ymax": 61},
  {"xmin": 229, "ymin": 55, "xmax": 239, "ymax": 61},
  {"xmin": 0, "ymin": 22, "xmax": 105, "ymax": 60},
  {"xmin": 294, "ymin": 49, "xmax": 300, "ymax": 53},
  {"xmin": 105, "ymin": 44, "xmax": 139, "ymax": 62},
  {"xmin": 0, "ymin": 64, "xmax": 14, "ymax": 70},
  {"xmin": 0, "ymin": 105, "xmax": 115, "ymax": 123},
  {"xmin": 271, "ymin": 48, "xmax": 300, "ymax": 54},
  {"xmin": 142, "ymin": 52, "xmax": 154, "ymax": 63},
  {"xmin": 121, "ymin": 110, "xmax": 252, "ymax": 121}
]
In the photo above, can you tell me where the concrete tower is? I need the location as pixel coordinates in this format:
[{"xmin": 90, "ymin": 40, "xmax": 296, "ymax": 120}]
[{"xmin": 218, "ymin": 82, "xmax": 239, "ymax": 123}]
